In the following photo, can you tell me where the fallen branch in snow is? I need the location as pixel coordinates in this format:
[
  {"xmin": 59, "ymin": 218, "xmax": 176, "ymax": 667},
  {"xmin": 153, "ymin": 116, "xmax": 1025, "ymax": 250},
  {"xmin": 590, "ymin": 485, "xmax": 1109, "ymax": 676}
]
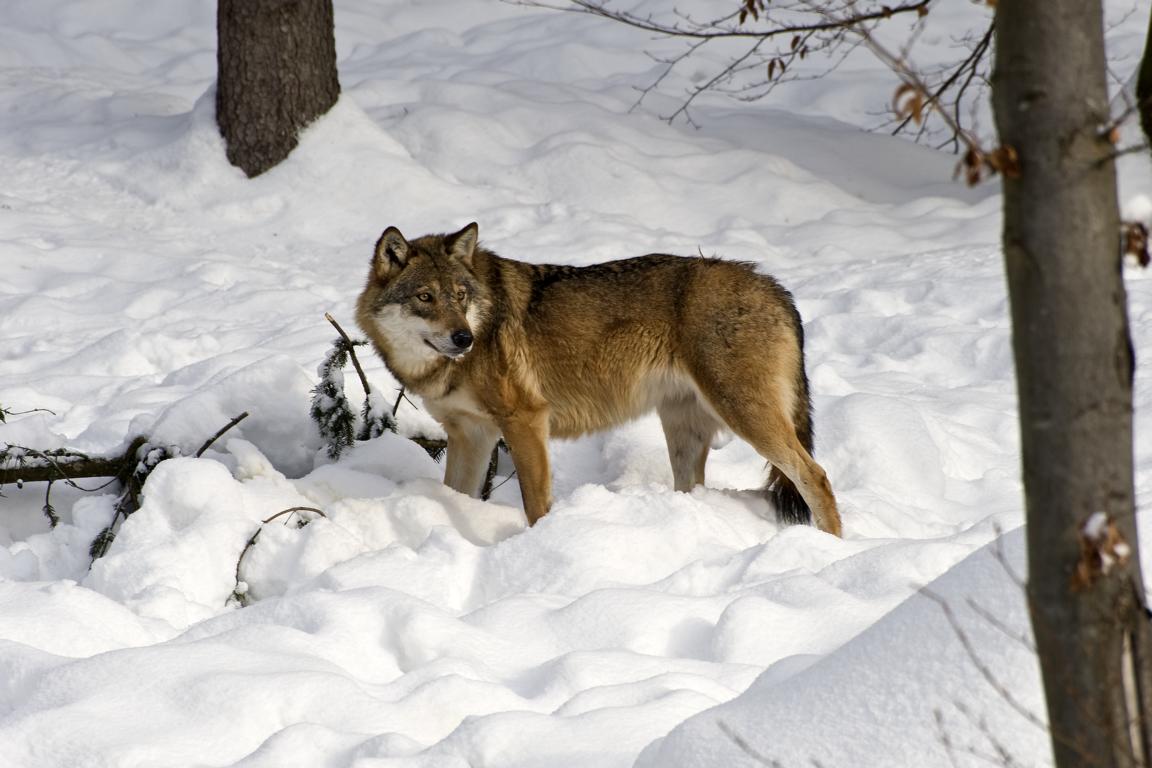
[
  {"xmin": 0, "ymin": 444, "xmax": 138, "ymax": 488},
  {"xmin": 231, "ymin": 506, "xmax": 327, "ymax": 607},
  {"xmin": 0, "ymin": 411, "xmax": 251, "ymax": 560},
  {"xmin": 91, "ymin": 411, "xmax": 249, "ymax": 560},
  {"xmin": 0, "ymin": 439, "xmax": 146, "ymax": 530}
]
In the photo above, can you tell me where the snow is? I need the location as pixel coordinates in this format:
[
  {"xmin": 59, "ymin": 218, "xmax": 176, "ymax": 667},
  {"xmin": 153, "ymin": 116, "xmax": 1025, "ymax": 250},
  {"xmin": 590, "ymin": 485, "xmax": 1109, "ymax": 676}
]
[{"xmin": 0, "ymin": 0, "xmax": 1150, "ymax": 766}]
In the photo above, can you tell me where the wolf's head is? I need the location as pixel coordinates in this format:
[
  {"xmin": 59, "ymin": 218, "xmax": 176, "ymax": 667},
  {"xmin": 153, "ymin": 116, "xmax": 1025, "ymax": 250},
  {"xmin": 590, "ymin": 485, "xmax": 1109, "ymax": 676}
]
[{"xmin": 356, "ymin": 222, "xmax": 490, "ymax": 373}]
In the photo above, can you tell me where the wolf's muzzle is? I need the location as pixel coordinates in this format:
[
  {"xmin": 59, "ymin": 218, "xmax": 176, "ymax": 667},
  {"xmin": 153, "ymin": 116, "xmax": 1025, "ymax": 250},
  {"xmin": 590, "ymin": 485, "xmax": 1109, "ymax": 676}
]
[{"xmin": 451, "ymin": 329, "xmax": 474, "ymax": 351}]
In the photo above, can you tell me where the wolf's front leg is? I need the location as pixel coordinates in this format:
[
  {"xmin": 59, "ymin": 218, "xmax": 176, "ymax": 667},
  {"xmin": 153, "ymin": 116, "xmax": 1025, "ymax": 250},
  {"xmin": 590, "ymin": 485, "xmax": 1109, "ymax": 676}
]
[
  {"xmin": 444, "ymin": 420, "xmax": 501, "ymax": 497},
  {"xmin": 498, "ymin": 408, "xmax": 552, "ymax": 525}
]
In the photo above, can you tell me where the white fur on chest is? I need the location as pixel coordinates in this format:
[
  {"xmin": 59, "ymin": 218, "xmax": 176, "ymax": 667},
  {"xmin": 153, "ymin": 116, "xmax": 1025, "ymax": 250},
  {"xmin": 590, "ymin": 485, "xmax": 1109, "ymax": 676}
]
[{"xmin": 423, "ymin": 385, "xmax": 493, "ymax": 426}]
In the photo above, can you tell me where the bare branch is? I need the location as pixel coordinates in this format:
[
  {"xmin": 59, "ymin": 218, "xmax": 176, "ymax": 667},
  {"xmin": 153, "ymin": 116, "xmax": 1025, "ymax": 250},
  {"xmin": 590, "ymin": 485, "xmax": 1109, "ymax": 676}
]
[
  {"xmin": 196, "ymin": 411, "xmax": 250, "ymax": 458},
  {"xmin": 511, "ymin": 0, "xmax": 932, "ymax": 41},
  {"xmin": 231, "ymin": 506, "xmax": 328, "ymax": 607},
  {"xmin": 325, "ymin": 312, "xmax": 373, "ymax": 397},
  {"xmin": 1, "ymin": 444, "xmax": 134, "ymax": 489},
  {"xmin": 666, "ymin": 38, "xmax": 769, "ymax": 126}
]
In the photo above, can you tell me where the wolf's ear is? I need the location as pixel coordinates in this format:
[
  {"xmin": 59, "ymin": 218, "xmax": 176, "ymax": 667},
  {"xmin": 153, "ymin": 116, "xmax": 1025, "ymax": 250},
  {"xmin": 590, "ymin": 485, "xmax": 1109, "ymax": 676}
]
[
  {"xmin": 373, "ymin": 227, "xmax": 410, "ymax": 279},
  {"xmin": 447, "ymin": 222, "xmax": 479, "ymax": 268}
]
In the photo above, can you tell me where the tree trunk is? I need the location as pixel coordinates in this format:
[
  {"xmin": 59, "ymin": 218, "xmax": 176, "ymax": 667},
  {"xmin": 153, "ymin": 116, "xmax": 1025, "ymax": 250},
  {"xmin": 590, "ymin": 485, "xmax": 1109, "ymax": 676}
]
[
  {"xmin": 992, "ymin": 2, "xmax": 1152, "ymax": 766},
  {"xmin": 216, "ymin": 0, "xmax": 340, "ymax": 178},
  {"xmin": 1136, "ymin": 6, "xmax": 1152, "ymax": 153}
]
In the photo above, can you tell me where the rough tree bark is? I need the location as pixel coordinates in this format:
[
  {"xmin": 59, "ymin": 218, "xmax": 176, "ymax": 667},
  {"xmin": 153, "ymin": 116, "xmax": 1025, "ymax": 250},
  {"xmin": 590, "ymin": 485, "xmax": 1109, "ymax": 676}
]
[
  {"xmin": 216, "ymin": 0, "xmax": 340, "ymax": 178},
  {"xmin": 993, "ymin": 1, "xmax": 1152, "ymax": 766}
]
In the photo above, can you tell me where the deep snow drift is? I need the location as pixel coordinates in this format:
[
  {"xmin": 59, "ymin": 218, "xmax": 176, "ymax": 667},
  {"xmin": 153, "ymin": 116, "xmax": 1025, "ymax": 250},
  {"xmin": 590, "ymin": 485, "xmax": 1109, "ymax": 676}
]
[{"xmin": 1, "ymin": 1, "xmax": 1150, "ymax": 766}]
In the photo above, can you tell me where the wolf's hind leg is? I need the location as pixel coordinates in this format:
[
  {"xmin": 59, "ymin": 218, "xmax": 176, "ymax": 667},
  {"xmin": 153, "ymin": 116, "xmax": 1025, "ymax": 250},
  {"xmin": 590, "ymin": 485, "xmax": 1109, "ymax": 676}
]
[
  {"xmin": 696, "ymin": 386, "xmax": 841, "ymax": 536},
  {"xmin": 745, "ymin": 409, "xmax": 840, "ymax": 536},
  {"xmin": 658, "ymin": 394, "xmax": 720, "ymax": 492}
]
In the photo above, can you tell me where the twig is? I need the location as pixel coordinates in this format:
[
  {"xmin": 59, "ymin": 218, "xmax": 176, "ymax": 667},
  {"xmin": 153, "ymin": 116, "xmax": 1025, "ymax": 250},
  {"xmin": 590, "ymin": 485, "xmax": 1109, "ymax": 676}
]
[
  {"xmin": 516, "ymin": 0, "xmax": 935, "ymax": 129},
  {"xmin": 90, "ymin": 410, "xmax": 256, "ymax": 561},
  {"xmin": 485, "ymin": 468, "xmax": 518, "ymax": 497},
  {"xmin": 0, "ymin": 405, "xmax": 57, "ymax": 421},
  {"xmin": 392, "ymin": 387, "xmax": 416, "ymax": 417},
  {"xmin": 195, "ymin": 411, "xmax": 250, "ymax": 457},
  {"xmin": 325, "ymin": 313, "xmax": 373, "ymax": 397},
  {"xmin": 889, "ymin": 20, "xmax": 993, "ymax": 146},
  {"xmin": 231, "ymin": 506, "xmax": 327, "ymax": 606},
  {"xmin": 42, "ymin": 479, "xmax": 59, "ymax": 528},
  {"xmin": 666, "ymin": 37, "xmax": 768, "ymax": 126},
  {"xmin": 512, "ymin": 0, "xmax": 932, "ymax": 42},
  {"xmin": 481, "ymin": 443, "xmax": 501, "ymax": 500},
  {"xmin": 848, "ymin": 22, "xmax": 983, "ymax": 158}
]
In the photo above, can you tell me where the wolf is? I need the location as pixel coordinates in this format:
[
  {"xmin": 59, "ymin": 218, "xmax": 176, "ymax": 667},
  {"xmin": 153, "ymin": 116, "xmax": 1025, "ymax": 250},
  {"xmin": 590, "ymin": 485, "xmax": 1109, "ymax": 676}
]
[{"xmin": 356, "ymin": 222, "xmax": 841, "ymax": 536}]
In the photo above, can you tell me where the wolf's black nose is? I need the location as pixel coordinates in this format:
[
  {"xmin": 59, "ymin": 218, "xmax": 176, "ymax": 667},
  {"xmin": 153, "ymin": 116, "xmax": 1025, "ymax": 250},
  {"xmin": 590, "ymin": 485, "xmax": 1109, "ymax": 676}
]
[{"xmin": 451, "ymin": 329, "xmax": 473, "ymax": 349}]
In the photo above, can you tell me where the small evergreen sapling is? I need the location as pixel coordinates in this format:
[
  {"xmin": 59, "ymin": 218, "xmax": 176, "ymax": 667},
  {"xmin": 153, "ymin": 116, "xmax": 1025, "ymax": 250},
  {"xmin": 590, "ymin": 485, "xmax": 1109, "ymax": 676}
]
[
  {"xmin": 310, "ymin": 322, "xmax": 396, "ymax": 460},
  {"xmin": 310, "ymin": 338, "xmax": 357, "ymax": 460}
]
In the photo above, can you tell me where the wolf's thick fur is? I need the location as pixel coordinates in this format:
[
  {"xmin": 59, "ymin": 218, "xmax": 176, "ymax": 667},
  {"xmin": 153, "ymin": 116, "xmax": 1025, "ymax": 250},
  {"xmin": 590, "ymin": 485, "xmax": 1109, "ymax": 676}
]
[{"xmin": 356, "ymin": 223, "xmax": 841, "ymax": 536}]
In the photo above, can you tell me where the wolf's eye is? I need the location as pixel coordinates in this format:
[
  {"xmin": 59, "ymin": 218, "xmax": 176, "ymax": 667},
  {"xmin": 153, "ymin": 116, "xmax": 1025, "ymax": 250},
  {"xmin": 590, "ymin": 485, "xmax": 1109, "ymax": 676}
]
[
  {"xmin": 417, "ymin": 292, "xmax": 433, "ymax": 303},
  {"xmin": 456, "ymin": 289, "xmax": 467, "ymax": 302}
]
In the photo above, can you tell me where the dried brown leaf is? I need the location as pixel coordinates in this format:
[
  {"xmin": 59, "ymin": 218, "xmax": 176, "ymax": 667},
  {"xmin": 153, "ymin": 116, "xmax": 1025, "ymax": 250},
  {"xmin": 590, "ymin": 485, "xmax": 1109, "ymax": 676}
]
[
  {"xmin": 986, "ymin": 145, "xmax": 1020, "ymax": 178},
  {"xmin": 1123, "ymin": 221, "xmax": 1150, "ymax": 268},
  {"xmin": 893, "ymin": 83, "xmax": 924, "ymax": 126},
  {"xmin": 961, "ymin": 147, "xmax": 984, "ymax": 186}
]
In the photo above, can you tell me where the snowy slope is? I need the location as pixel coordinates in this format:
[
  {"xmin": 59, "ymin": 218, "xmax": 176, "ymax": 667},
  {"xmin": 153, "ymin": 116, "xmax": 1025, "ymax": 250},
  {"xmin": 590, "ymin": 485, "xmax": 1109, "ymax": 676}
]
[{"xmin": 0, "ymin": 1, "xmax": 1150, "ymax": 766}]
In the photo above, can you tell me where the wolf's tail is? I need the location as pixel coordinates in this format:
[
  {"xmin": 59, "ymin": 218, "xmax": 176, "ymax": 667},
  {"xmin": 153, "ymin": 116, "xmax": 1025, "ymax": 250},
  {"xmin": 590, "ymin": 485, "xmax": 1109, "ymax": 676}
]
[
  {"xmin": 767, "ymin": 316, "xmax": 815, "ymax": 526},
  {"xmin": 768, "ymin": 468, "xmax": 811, "ymax": 525}
]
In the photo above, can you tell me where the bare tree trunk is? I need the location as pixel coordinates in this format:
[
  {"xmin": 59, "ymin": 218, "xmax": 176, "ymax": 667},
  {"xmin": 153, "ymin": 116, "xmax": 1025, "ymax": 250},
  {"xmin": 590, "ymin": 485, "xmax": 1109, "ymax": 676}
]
[
  {"xmin": 993, "ymin": 1, "xmax": 1152, "ymax": 765},
  {"xmin": 1136, "ymin": 6, "xmax": 1152, "ymax": 153},
  {"xmin": 216, "ymin": 0, "xmax": 340, "ymax": 178}
]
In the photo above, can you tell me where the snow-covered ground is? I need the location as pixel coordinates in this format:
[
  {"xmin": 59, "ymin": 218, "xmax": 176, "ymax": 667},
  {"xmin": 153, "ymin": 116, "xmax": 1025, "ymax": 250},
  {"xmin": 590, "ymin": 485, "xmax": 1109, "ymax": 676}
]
[{"xmin": 1, "ymin": 1, "xmax": 1150, "ymax": 766}]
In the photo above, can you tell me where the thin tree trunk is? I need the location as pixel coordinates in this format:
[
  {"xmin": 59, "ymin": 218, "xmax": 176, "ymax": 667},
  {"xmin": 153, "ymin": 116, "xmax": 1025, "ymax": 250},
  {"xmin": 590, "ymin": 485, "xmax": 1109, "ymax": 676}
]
[
  {"xmin": 1136, "ymin": 6, "xmax": 1152, "ymax": 153},
  {"xmin": 216, "ymin": 0, "xmax": 340, "ymax": 178},
  {"xmin": 992, "ymin": 1, "xmax": 1152, "ymax": 766}
]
